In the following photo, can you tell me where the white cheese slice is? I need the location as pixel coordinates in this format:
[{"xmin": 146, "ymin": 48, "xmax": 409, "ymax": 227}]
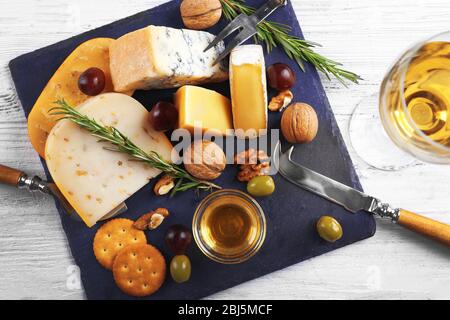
[
  {"xmin": 45, "ymin": 93, "xmax": 173, "ymax": 227},
  {"xmin": 109, "ymin": 25, "xmax": 229, "ymax": 92}
]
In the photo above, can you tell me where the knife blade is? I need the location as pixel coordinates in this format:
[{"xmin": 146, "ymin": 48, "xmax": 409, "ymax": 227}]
[
  {"xmin": 272, "ymin": 142, "xmax": 450, "ymax": 246},
  {"xmin": 273, "ymin": 143, "xmax": 378, "ymax": 214}
]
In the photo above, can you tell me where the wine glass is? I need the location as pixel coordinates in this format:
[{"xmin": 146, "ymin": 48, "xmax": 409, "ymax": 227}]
[{"xmin": 349, "ymin": 31, "xmax": 450, "ymax": 171}]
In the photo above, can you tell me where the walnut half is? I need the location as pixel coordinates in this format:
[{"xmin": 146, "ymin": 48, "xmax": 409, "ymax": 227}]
[
  {"xmin": 234, "ymin": 149, "xmax": 271, "ymax": 182},
  {"xmin": 268, "ymin": 90, "xmax": 294, "ymax": 112},
  {"xmin": 153, "ymin": 174, "xmax": 175, "ymax": 196},
  {"xmin": 133, "ymin": 208, "xmax": 170, "ymax": 230}
]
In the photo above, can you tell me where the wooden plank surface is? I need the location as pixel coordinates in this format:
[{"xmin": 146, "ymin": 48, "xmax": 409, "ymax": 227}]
[{"xmin": 0, "ymin": 0, "xmax": 449, "ymax": 300}]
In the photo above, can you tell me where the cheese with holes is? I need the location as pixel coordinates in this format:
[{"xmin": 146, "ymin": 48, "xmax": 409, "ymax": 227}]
[
  {"xmin": 175, "ymin": 85, "xmax": 233, "ymax": 135},
  {"xmin": 230, "ymin": 45, "xmax": 268, "ymax": 139},
  {"xmin": 109, "ymin": 25, "xmax": 229, "ymax": 92},
  {"xmin": 45, "ymin": 93, "xmax": 173, "ymax": 227}
]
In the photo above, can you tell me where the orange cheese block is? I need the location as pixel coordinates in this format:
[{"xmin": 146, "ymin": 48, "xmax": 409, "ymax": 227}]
[
  {"xmin": 27, "ymin": 38, "xmax": 133, "ymax": 158},
  {"xmin": 174, "ymin": 85, "xmax": 233, "ymax": 136}
]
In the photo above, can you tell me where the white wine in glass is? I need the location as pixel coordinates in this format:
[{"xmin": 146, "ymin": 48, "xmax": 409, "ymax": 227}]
[{"xmin": 350, "ymin": 32, "xmax": 450, "ymax": 169}]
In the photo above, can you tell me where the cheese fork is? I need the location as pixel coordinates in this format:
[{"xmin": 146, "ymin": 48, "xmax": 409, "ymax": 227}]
[
  {"xmin": 0, "ymin": 164, "xmax": 127, "ymax": 222},
  {"xmin": 272, "ymin": 142, "xmax": 450, "ymax": 247},
  {"xmin": 205, "ymin": 0, "xmax": 287, "ymax": 65}
]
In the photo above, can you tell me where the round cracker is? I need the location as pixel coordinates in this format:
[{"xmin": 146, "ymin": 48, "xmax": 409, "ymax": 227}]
[
  {"xmin": 112, "ymin": 243, "xmax": 166, "ymax": 297},
  {"xmin": 93, "ymin": 218, "xmax": 146, "ymax": 270}
]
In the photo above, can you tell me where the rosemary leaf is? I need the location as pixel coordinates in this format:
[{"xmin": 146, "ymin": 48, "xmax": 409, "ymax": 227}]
[
  {"xmin": 219, "ymin": 0, "xmax": 361, "ymax": 85},
  {"xmin": 49, "ymin": 100, "xmax": 221, "ymax": 195}
]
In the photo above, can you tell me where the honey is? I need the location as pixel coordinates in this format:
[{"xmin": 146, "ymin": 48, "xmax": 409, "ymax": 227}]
[{"xmin": 193, "ymin": 190, "xmax": 266, "ymax": 264}]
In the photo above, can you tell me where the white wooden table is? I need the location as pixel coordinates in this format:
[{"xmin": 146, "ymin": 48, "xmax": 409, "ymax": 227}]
[{"xmin": 1, "ymin": 0, "xmax": 449, "ymax": 300}]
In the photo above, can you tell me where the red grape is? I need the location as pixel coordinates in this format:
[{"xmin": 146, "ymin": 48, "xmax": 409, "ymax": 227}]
[
  {"xmin": 78, "ymin": 67, "xmax": 106, "ymax": 96},
  {"xmin": 148, "ymin": 101, "xmax": 178, "ymax": 132},
  {"xmin": 165, "ymin": 224, "xmax": 192, "ymax": 255},
  {"xmin": 267, "ymin": 63, "xmax": 296, "ymax": 91}
]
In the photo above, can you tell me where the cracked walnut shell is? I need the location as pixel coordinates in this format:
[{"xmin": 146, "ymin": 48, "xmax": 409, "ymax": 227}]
[{"xmin": 281, "ymin": 103, "xmax": 318, "ymax": 143}]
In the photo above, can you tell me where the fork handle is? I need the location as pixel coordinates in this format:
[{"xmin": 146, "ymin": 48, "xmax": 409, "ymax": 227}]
[
  {"xmin": 398, "ymin": 209, "xmax": 450, "ymax": 246},
  {"xmin": 254, "ymin": 0, "xmax": 287, "ymax": 22},
  {"xmin": 0, "ymin": 164, "xmax": 25, "ymax": 187}
]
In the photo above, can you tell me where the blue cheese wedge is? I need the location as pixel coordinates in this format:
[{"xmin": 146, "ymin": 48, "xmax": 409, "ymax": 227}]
[
  {"xmin": 45, "ymin": 93, "xmax": 173, "ymax": 227},
  {"xmin": 110, "ymin": 25, "xmax": 228, "ymax": 92}
]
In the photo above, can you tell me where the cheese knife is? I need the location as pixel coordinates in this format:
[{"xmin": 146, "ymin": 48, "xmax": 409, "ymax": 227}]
[
  {"xmin": 0, "ymin": 164, "xmax": 127, "ymax": 222},
  {"xmin": 205, "ymin": 0, "xmax": 287, "ymax": 65},
  {"xmin": 272, "ymin": 142, "xmax": 450, "ymax": 246}
]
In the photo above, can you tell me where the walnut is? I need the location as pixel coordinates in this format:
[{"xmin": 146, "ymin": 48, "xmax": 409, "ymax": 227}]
[
  {"xmin": 281, "ymin": 103, "xmax": 319, "ymax": 143},
  {"xmin": 268, "ymin": 90, "xmax": 294, "ymax": 112},
  {"xmin": 180, "ymin": 0, "xmax": 222, "ymax": 30},
  {"xmin": 237, "ymin": 163, "xmax": 270, "ymax": 182},
  {"xmin": 183, "ymin": 140, "xmax": 226, "ymax": 181},
  {"xmin": 234, "ymin": 148, "xmax": 269, "ymax": 165},
  {"xmin": 153, "ymin": 174, "xmax": 175, "ymax": 196},
  {"xmin": 234, "ymin": 149, "xmax": 270, "ymax": 182},
  {"xmin": 133, "ymin": 208, "xmax": 170, "ymax": 230}
]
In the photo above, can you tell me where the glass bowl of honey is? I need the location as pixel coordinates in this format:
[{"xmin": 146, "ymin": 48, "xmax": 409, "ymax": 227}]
[{"xmin": 192, "ymin": 189, "xmax": 266, "ymax": 264}]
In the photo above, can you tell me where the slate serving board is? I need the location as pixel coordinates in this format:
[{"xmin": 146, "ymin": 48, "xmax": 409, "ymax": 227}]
[{"xmin": 9, "ymin": 0, "xmax": 375, "ymax": 300}]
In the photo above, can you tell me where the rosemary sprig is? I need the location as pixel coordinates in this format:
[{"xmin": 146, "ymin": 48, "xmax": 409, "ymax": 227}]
[
  {"xmin": 219, "ymin": 0, "xmax": 362, "ymax": 85},
  {"xmin": 49, "ymin": 100, "xmax": 221, "ymax": 196}
]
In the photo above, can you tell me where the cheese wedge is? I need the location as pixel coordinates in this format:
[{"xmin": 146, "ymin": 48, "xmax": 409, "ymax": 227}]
[
  {"xmin": 109, "ymin": 25, "xmax": 228, "ymax": 92},
  {"xmin": 175, "ymin": 86, "xmax": 233, "ymax": 135},
  {"xmin": 45, "ymin": 93, "xmax": 172, "ymax": 227},
  {"xmin": 230, "ymin": 45, "xmax": 268, "ymax": 139},
  {"xmin": 27, "ymin": 38, "xmax": 134, "ymax": 159}
]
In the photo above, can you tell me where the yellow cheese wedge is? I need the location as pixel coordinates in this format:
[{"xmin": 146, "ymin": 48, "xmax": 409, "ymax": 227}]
[
  {"xmin": 27, "ymin": 38, "xmax": 133, "ymax": 159},
  {"xmin": 230, "ymin": 45, "xmax": 268, "ymax": 139},
  {"xmin": 45, "ymin": 93, "xmax": 172, "ymax": 227},
  {"xmin": 174, "ymin": 86, "xmax": 233, "ymax": 135}
]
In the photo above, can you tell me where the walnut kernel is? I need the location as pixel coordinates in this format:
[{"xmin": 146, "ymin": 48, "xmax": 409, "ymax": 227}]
[
  {"xmin": 133, "ymin": 208, "xmax": 170, "ymax": 230},
  {"xmin": 268, "ymin": 90, "xmax": 294, "ymax": 112},
  {"xmin": 153, "ymin": 174, "xmax": 175, "ymax": 196},
  {"xmin": 234, "ymin": 149, "xmax": 270, "ymax": 182}
]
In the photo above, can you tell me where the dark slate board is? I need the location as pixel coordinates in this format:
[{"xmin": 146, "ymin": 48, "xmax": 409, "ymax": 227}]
[{"xmin": 9, "ymin": 0, "xmax": 375, "ymax": 300}]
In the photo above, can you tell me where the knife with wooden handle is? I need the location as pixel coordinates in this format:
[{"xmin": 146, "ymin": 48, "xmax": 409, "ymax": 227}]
[
  {"xmin": 396, "ymin": 210, "xmax": 450, "ymax": 245},
  {"xmin": 0, "ymin": 164, "xmax": 127, "ymax": 221},
  {"xmin": 273, "ymin": 143, "xmax": 450, "ymax": 246},
  {"xmin": 0, "ymin": 164, "xmax": 24, "ymax": 186}
]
